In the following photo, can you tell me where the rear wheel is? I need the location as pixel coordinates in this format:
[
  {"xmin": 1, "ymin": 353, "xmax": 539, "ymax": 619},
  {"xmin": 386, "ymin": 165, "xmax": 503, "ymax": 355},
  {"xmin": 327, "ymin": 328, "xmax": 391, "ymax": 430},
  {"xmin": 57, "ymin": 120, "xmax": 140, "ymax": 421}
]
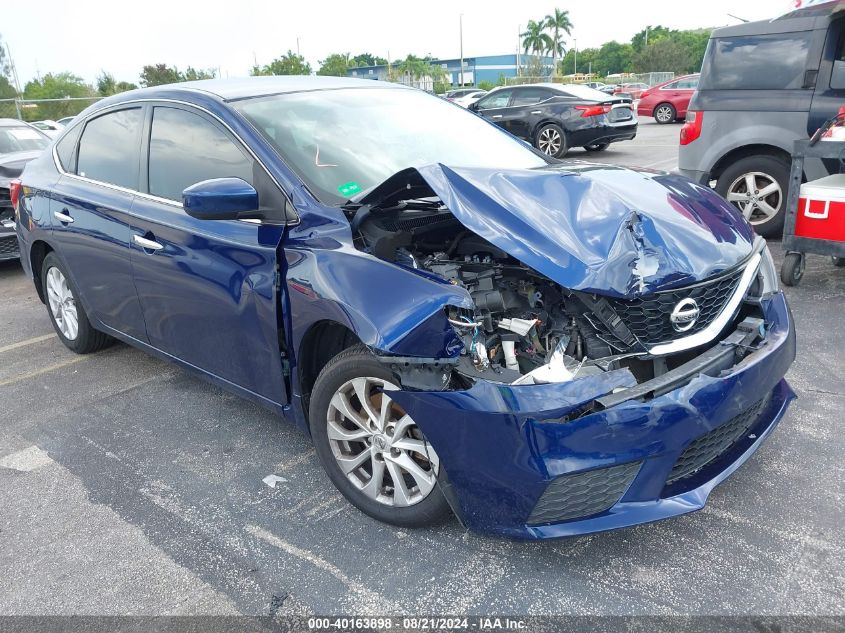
[
  {"xmin": 534, "ymin": 123, "xmax": 568, "ymax": 158},
  {"xmin": 41, "ymin": 252, "xmax": 112, "ymax": 353},
  {"xmin": 654, "ymin": 103, "xmax": 676, "ymax": 124},
  {"xmin": 309, "ymin": 345, "xmax": 452, "ymax": 527},
  {"xmin": 716, "ymin": 155, "xmax": 790, "ymax": 238}
]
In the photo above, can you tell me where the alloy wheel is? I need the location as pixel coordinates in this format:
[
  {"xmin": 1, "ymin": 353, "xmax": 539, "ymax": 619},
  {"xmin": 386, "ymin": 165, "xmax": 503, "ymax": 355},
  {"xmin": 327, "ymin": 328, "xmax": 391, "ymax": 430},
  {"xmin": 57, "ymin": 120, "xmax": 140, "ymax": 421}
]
[
  {"xmin": 725, "ymin": 172, "xmax": 783, "ymax": 226},
  {"xmin": 538, "ymin": 127, "xmax": 563, "ymax": 156},
  {"xmin": 45, "ymin": 266, "xmax": 79, "ymax": 340},
  {"xmin": 326, "ymin": 376, "xmax": 439, "ymax": 507},
  {"xmin": 655, "ymin": 105, "xmax": 674, "ymax": 123}
]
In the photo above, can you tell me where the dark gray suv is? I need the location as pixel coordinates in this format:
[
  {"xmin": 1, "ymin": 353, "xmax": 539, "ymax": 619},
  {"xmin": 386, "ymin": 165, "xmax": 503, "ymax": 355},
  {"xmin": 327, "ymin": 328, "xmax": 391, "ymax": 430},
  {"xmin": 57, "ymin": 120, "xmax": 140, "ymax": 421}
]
[{"xmin": 679, "ymin": 5, "xmax": 845, "ymax": 238}]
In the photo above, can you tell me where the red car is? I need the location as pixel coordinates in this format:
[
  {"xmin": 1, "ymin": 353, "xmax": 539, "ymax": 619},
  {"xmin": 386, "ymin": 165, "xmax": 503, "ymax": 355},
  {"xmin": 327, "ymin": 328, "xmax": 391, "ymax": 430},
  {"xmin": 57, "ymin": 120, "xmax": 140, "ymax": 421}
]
[
  {"xmin": 637, "ymin": 74, "xmax": 700, "ymax": 124},
  {"xmin": 612, "ymin": 82, "xmax": 650, "ymax": 100}
]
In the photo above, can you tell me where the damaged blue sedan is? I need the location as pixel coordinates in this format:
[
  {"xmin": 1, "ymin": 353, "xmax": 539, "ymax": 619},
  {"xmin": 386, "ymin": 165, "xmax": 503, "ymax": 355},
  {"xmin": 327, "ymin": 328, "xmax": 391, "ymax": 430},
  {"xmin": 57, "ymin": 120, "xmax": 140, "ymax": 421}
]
[{"xmin": 14, "ymin": 77, "xmax": 795, "ymax": 539}]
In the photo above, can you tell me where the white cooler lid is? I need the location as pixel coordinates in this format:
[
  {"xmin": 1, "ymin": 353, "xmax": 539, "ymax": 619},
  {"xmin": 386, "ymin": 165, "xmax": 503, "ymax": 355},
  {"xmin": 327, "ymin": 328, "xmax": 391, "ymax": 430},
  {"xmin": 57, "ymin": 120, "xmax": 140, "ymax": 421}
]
[{"xmin": 800, "ymin": 173, "xmax": 845, "ymax": 201}]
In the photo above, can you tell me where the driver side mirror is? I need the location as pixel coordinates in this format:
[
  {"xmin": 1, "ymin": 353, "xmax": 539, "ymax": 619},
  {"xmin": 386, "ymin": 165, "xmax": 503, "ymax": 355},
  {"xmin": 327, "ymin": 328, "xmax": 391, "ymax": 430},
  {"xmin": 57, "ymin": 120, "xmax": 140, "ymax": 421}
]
[
  {"xmin": 469, "ymin": 102, "xmax": 480, "ymax": 112},
  {"xmin": 182, "ymin": 177, "xmax": 261, "ymax": 221}
]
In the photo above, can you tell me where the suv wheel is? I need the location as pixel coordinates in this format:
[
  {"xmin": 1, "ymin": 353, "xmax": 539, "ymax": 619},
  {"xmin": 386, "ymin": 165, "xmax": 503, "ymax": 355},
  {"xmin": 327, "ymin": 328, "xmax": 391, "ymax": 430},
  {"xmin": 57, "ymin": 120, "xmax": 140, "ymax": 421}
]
[
  {"xmin": 309, "ymin": 345, "xmax": 452, "ymax": 527},
  {"xmin": 716, "ymin": 155, "xmax": 789, "ymax": 238}
]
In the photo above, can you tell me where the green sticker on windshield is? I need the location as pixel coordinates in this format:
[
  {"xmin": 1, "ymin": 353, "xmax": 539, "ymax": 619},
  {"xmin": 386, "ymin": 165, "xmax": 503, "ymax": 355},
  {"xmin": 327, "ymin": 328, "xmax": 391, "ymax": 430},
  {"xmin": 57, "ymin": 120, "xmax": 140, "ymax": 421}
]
[{"xmin": 338, "ymin": 181, "xmax": 362, "ymax": 197}]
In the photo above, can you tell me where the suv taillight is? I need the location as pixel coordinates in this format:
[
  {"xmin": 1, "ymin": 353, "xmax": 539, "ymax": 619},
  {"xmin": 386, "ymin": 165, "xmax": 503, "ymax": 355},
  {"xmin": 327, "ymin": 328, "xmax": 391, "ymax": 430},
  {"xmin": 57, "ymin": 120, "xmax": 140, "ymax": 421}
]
[
  {"xmin": 9, "ymin": 180, "xmax": 21, "ymax": 209},
  {"xmin": 576, "ymin": 104, "xmax": 612, "ymax": 118},
  {"xmin": 680, "ymin": 111, "xmax": 703, "ymax": 145}
]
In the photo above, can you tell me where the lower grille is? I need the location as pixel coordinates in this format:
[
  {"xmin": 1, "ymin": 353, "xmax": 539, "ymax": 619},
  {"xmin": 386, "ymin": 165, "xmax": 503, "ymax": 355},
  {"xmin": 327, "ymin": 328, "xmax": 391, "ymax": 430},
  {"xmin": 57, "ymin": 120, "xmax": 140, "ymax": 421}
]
[
  {"xmin": 527, "ymin": 461, "xmax": 642, "ymax": 525},
  {"xmin": 666, "ymin": 396, "xmax": 769, "ymax": 485},
  {"xmin": 0, "ymin": 234, "xmax": 19, "ymax": 257}
]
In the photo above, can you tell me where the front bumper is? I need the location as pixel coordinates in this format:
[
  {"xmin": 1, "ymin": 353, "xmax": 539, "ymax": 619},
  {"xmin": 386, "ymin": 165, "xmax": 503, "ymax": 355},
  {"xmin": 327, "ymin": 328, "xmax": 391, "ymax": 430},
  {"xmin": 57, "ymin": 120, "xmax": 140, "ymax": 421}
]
[{"xmin": 391, "ymin": 293, "xmax": 796, "ymax": 539}]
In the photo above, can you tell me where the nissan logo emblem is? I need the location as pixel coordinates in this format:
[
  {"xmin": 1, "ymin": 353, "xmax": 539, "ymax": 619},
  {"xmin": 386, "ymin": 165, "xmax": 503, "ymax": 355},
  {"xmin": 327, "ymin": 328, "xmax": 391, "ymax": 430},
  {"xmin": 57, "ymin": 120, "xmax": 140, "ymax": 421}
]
[{"xmin": 670, "ymin": 298, "xmax": 700, "ymax": 332}]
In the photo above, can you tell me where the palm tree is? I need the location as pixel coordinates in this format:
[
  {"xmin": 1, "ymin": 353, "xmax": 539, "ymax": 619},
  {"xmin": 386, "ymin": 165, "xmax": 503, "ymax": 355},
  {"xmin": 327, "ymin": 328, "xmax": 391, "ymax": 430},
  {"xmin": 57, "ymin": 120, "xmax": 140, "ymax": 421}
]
[
  {"xmin": 521, "ymin": 20, "xmax": 551, "ymax": 56},
  {"xmin": 544, "ymin": 8, "xmax": 573, "ymax": 77}
]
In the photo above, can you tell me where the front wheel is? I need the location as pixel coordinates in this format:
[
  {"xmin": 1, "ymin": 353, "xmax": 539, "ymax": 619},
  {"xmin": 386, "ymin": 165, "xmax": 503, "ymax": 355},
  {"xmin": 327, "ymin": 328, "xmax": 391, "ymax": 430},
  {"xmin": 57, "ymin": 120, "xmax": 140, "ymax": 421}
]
[
  {"xmin": 716, "ymin": 155, "xmax": 790, "ymax": 238},
  {"xmin": 41, "ymin": 252, "xmax": 112, "ymax": 354},
  {"xmin": 309, "ymin": 345, "xmax": 452, "ymax": 527},
  {"xmin": 534, "ymin": 123, "xmax": 568, "ymax": 158},
  {"xmin": 654, "ymin": 103, "xmax": 676, "ymax": 124}
]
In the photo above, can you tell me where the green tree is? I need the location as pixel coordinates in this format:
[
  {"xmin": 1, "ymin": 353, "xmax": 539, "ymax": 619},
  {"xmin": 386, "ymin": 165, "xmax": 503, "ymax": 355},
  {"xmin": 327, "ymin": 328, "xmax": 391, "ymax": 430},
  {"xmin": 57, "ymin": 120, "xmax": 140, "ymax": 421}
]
[
  {"xmin": 252, "ymin": 51, "xmax": 312, "ymax": 76},
  {"xmin": 350, "ymin": 53, "xmax": 387, "ymax": 68},
  {"xmin": 139, "ymin": 64, "xmax": 183, "ymax": 87},
  {"xmin": 561, "ymin": 47, "xmax": 598, "ymax": 76},
  {"xmin": 22, "ymin": 72, "xmax": 96, "ymax": 119},
  {"xmin": 521, "ymin": 20, "xmax": 551, "ymax": 56},
  {"xmin": 593, "ymin": 41, "xmax": 634, "ymax": 76},
  {"xmin": 96, "ymin": 71, "xmax": 116, "ymax": 96},
  {"xmin": 116, "ymin": 81, "xmax": 138, "ymax": 92},
  {"xmin": 0, "ymin": 34, "xmax": 18, "ymax": 101},
  {"xmin": 317, "ymin": 53, "xmax": 352, "ymax": 76},
  {"xmin": 633, "ymin": 38, "xmax": 692, "ymax": 74},
  {"xmin": 543, "ymin": 8, "xmax": 573, "ymax": 77},
  {"xmin": 631, "ymin": 26, "xmax": 672, "ymax": 53},
  {"xmin": 184, "ymin": 66, "xmax": 216, "ymax": 81}
]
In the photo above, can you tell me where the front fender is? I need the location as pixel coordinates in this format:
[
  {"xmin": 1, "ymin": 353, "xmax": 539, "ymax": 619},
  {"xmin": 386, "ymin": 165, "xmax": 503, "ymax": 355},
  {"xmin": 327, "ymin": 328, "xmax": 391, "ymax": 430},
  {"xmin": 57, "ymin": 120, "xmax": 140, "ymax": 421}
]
[{"xmin": 286, "ymin": 245, "xmax": 472, "ymax": 359}]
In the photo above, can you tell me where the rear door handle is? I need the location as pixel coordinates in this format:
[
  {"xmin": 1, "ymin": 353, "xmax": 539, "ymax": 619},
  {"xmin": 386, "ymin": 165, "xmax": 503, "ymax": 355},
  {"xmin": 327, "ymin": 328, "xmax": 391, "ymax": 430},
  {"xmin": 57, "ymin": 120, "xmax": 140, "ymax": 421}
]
[
  {"xmin": 54, "ymin": 210, "xmax": 74, "ymax": 224},
  {"xmin": 530, "ymin": 110, "xmax": 542, "ymax": 114},
  {"xmin": 133, "ymin": 234, "xmax": 164, "ymax": 251},
  {"xmin": 491, "ymin": 114, "xmax": 503, "ymax": 119}
]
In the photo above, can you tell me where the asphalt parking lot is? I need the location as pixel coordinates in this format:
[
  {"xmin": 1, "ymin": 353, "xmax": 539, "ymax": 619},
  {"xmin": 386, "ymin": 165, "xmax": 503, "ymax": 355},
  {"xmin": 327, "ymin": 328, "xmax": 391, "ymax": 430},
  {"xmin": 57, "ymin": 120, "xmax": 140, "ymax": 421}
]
[{"xmin": 1, "ymin": 119, "xmax": 844, "ymax": 617}]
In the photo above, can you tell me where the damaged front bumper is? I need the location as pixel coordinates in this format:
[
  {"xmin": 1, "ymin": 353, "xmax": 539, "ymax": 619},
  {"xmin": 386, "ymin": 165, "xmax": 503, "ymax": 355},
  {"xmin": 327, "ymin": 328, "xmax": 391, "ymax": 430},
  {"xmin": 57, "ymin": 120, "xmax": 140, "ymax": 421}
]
[{"xmin": 389, "ymin": 292, "xmax": 796, "ymax": 539}]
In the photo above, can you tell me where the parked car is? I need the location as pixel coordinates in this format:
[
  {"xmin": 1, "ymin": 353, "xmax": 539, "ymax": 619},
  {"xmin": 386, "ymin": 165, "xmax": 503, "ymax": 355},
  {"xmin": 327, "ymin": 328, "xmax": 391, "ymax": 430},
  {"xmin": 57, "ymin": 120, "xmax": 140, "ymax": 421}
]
[
  {"xmin": 637, "ymin": 74, "xmax": 699, "ymax": 124},
  {"xmin": 451, "ymin": 90, "xmax": 487, "ymax": 108},
  {"xmin": 56, "ymin": 116, "xmax": 76, "ymax": 126},
  {"xmin": 0, "ymin": 119, "xmax": 51, "ymax": 260},
  {"xmin": 597, "ymin": 85, "xmax": 617, "ymax": 95},
  {"xmin": 613, "ymin": 82, "xmax": 650, "ymax": 99},
  {"xmin": 15, "ymin": 77, "xmax": 795, "ymax": 539},
  {"xmin": 470, "ymin": 83, "xmax": 637, "ymax": 157},
  {"xmin": 30, "ymin": 120, "xmax": 65, "ymax": 137},
  {"xmin": 585, "ymin": 81, "xmax": 609, "ymax": 91},
  {"xmin": 679, "ymin": 4, "xmax": 845, "ymax": 237},
  {"xmin": 444, "ymin": 88, "xmax": 481, "ymax": 100}
]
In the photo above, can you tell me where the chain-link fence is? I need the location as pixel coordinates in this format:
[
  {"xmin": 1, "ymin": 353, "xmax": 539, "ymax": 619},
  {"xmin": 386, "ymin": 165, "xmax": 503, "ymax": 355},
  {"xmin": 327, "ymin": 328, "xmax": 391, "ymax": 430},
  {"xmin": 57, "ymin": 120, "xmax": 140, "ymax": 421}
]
[{"xmin": 0, "ymin": 96, "xmax": 103, "ymax": 122}]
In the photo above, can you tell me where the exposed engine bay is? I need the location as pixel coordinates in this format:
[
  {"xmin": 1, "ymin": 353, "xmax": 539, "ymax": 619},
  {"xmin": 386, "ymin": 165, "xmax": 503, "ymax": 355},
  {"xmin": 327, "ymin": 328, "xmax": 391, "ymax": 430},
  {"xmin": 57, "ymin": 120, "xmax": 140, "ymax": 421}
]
[{"xmin": 348, "ymin": 197, "xmax": 743, "ymax": 387}]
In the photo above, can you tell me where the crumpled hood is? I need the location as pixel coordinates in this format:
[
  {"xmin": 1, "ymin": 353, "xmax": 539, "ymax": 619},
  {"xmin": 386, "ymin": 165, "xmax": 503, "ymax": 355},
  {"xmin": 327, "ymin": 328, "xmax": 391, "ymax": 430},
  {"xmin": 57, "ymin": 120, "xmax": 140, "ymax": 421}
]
[
  {"xmin": 363, "ymin": 163, "xmax": 755, "ymax": 297},
  {"xmin": 0, "ymin": 150, "xmax": 42, "ymax": 187}
]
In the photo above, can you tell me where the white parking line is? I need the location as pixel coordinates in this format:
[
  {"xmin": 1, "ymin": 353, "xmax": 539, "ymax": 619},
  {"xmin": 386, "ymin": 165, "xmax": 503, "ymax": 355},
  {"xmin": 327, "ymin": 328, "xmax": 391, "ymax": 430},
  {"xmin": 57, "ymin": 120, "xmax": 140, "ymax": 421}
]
[
  {"xmin": 245, "ymin": 524, "xmax": 397, "ymax": 612},
  {"xmin": 0, "ymin": 356, "xmax": 85, "ymax": 387},
  {"xmin": 0, "ymin": 334, "xmax": 55, "ymax": 355}
]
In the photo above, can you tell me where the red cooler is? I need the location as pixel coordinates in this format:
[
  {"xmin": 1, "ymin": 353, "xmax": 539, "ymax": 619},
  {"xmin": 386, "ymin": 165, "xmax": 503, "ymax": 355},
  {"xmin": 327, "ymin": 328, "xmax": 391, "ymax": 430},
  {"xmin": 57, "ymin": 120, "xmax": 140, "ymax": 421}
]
[{"xmin": 795, "ymin": 174, "xmax": 845, "ymax": 243}]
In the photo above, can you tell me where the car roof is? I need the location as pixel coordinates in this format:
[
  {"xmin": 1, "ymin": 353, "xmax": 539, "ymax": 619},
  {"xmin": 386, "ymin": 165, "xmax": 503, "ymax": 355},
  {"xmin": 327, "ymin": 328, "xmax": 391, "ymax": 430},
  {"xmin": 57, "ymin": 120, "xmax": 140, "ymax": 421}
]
[
  {"xmin": 107, "ymin": 76, "xmax": 406, "ymax": 103},
  {"xmin": 712, "ymin": 12, "xmax": 827, "ymax": 38}
]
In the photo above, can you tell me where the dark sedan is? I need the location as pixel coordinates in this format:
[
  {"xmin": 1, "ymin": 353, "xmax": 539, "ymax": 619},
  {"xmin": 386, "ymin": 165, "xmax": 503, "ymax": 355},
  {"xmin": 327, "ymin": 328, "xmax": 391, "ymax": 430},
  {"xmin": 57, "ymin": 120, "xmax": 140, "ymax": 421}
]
[
  {"xmin": 0, "ymin": 119, "xmax": 51, "ymax": 260},
  {"xmin": 470, "ymin": 83, "xmax": 637, "ymax": 158}
]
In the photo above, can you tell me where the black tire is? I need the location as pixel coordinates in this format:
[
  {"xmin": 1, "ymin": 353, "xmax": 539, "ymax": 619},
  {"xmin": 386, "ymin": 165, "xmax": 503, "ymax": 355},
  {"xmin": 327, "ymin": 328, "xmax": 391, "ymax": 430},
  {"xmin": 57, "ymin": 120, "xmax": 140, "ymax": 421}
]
[
  {"xmin": 653, "ymin": 103, "xmax": 676, "ymax": 124},
  {"xmin": 780, "ymin": 252, "xmax": 805, "ymax": 287},
  {"xmin": 534, "ymin": 123, "xmax": 568, "ymax": 158},
  {"xmin": 584, "ymin": 142, "xmax": 610, "ymax": 152},
  {"xmin": 832, "ymin": 256, "xmax": 845, "ymax": 267},
  {"xmin": 716, "ymin": 154, "xmax": 790, "ymax": 238},
  {"xmin": 309, "ymin": 344, "xmax": 452, "ymax": 528},
  {"xmin": 41, "ymin": 252, "xmax": 112, "ymax": 354}
]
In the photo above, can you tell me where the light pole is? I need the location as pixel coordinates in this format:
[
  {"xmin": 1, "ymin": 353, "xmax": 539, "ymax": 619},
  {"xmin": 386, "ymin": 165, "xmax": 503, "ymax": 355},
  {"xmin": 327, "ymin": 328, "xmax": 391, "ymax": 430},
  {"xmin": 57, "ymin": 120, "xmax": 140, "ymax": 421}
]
[
  {"xmin": 459, "ymin": 14, "xmax": 464, "ymax": 86},
  {"xmin": 573, "ymin": 38, "xmax": 577, "ymax": 77}
]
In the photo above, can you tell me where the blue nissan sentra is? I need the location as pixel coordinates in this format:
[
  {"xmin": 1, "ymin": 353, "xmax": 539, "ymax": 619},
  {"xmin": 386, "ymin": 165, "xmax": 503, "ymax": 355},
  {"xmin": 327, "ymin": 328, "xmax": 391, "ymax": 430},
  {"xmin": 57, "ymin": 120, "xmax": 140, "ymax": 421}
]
[{"xmin": 13, "ymin": 77, "xmax": 795, "ymax": 539}]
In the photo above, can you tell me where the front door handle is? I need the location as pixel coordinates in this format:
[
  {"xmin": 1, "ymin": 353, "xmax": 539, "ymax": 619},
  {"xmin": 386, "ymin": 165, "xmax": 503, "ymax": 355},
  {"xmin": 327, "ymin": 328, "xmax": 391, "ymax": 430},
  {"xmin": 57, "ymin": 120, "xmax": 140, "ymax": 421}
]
[
  {"xmin": 491, "ymin": 114, "xmax": 503, "ymax": 119},
  {"xmin": 133, "ymin": 234, "xmax": 164, "ymax": 251},
  {"xmin": 530, "ymin": 110, "xmax": 542, "ymax": 114},
  {"xmin": 54, "ymin": 210, "xmax": 74, "ymax": 224}
]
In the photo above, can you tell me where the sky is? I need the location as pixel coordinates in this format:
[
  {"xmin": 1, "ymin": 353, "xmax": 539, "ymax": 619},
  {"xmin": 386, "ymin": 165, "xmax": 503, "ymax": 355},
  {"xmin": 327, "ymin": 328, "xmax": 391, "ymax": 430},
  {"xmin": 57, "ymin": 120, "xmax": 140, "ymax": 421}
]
[{"xmin": 5, "ymin": 0, "xmax": 792, "ymax": 87}]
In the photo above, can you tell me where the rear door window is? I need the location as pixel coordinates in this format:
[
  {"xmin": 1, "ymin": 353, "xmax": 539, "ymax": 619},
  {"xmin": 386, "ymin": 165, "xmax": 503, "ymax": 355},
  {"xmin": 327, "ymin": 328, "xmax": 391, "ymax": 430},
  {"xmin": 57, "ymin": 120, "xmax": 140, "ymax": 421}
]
[
  {"xmin": 700, "ymin": 32, "xmax": 812, "ymax": 90},
  {"xmin": 831, "ymin": 29, "xmax": 845, "ymax": 89},
  {"xmin": 510, "ymin": 88, "xmax": 553, "ymax": 106},
  {"xmin": 476, "ymin": 90, "xmax": 513, "ymax": 109},
  {"xmin": 77, "ymin": 108, "xmax": 143, "ymax": 189},
  {"xmin": 147, "ymin": 106, "xmax": 254, "ymax": 202}
]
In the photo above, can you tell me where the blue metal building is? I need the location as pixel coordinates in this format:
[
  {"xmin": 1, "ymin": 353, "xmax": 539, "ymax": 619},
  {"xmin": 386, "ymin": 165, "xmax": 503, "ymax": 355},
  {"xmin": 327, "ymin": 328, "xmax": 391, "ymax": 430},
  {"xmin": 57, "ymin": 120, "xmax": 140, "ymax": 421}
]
[{"xmin": 346, "ymin": 54, "xmax": 554, "ymax": 87}]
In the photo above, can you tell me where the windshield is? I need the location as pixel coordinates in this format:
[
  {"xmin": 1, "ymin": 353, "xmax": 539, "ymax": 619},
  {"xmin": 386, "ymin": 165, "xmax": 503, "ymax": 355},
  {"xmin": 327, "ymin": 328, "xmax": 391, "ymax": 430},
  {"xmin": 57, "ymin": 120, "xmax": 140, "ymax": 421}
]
[
  {"xmin": 233, "ymin": 86, "xmax": 548, "ymax": 205},
  {"xmin": 0, "ymin": 126, "xmax": 50, "ymax": 154}
]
